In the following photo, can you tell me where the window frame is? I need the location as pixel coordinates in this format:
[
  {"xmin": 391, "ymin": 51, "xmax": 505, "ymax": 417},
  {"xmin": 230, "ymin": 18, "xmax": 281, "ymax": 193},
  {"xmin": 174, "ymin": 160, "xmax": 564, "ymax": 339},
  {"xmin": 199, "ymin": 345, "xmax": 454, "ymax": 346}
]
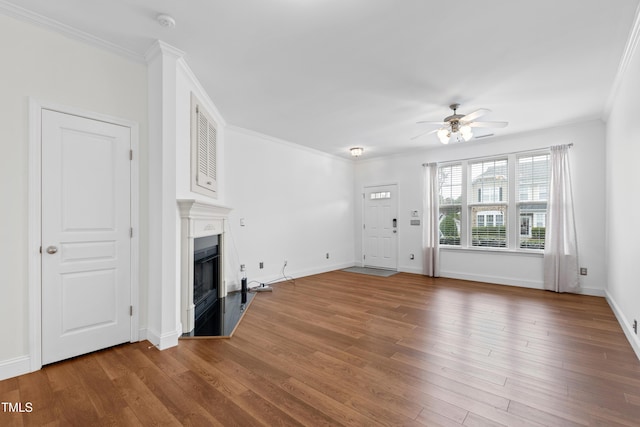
[
  {"xmin": 516, "ymin": 152, "xmax": 550, "ymax": 251},
  {"xmin": 437, "ymin": 150, "xmax": 549, "ymax": 252},
  {"xmin": 437, "ymin": 163, "xmax": 463, "ymax": 247}
]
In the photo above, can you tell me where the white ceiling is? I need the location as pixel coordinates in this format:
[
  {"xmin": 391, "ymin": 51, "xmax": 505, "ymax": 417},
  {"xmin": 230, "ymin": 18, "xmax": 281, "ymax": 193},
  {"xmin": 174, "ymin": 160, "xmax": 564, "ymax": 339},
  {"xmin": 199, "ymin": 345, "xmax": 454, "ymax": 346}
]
[{"xmin": 4, "ymin": 0, "xmax": 639, "ymax": 158}]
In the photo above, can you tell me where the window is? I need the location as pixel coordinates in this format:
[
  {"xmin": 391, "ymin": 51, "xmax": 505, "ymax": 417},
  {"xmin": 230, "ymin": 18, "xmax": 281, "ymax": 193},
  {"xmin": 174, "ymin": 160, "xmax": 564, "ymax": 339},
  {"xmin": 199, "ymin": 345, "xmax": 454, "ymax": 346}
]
[
  {"xmin": 191, "ymin": 93, "xmax": 218, "ymax": 199},
  {"xmin": 437, "ymin": 151, "xmax": 549, "ymax": 251},
  {"xmin": 370, "ymin": 191, "xmax": 391, "ymax": 199},
  {"xmin": 469, "ymin": 159, "xmax": 508, "ymax": 248},
  {"xmin": 438, "ymin": 164, "xmax": 462, "ymax": 245},
  {"xmin": 517, "ymin": 154, "xmax": 549, "ymax": 249}
]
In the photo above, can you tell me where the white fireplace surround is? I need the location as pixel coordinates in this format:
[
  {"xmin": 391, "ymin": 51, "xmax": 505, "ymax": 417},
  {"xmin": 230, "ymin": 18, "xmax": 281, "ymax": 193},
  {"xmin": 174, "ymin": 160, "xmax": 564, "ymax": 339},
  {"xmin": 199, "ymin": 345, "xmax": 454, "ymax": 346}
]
[{"xmin": 177, "ymin": 199, "xmax": 232, "ymax": 334}]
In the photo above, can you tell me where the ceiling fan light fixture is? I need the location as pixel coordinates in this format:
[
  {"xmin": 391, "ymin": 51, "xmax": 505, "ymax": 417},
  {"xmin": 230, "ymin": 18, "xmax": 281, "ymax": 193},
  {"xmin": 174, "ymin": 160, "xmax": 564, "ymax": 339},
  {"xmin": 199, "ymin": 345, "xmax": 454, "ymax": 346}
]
[
  {"xmin": 350, "ymin": 147, "xmax": 364, "ymax": 157},
  {"xmin": 437, "ymin": 128, "xmax": 450, "ymax": 144}
]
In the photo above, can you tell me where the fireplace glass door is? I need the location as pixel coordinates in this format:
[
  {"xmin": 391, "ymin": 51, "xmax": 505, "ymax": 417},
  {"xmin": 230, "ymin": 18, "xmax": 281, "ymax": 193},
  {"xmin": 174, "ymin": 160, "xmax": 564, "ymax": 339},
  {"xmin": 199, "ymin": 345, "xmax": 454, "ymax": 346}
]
[{"xmin": 193, "ymin": 235, "xmax": 219, "ymax": 323}]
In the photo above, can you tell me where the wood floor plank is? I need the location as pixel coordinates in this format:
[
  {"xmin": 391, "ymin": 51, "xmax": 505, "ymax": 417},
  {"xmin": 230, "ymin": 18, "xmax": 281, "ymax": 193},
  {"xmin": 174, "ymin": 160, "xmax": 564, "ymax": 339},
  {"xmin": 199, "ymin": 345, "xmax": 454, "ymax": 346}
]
[{"xmin": 3, "ymin": 271, "xmax": 640, "ymax": 426}]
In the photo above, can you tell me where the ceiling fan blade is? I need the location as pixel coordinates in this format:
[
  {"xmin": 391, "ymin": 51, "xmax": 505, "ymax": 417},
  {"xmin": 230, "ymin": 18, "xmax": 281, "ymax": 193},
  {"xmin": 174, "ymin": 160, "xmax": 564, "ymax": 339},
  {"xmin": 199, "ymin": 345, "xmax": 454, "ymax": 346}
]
[
  {"xmin": 410, "ymin": 128, "xmax": 439, "ymax": 140},
  {"xmin": 461, "ymin": 108, "xmax": 491, "ymax": 123},
  {"xmin": 469, "ymin": 121, "xmax": 508, "ymax": 128},
  {"xmin": 416, "ymin": 120, "xmax": 445, "ymax": 125}
]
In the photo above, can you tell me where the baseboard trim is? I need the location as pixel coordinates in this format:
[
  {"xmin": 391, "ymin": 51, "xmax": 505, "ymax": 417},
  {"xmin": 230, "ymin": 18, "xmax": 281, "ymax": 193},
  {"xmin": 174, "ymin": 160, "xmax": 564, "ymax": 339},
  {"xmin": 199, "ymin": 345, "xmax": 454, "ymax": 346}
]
[
  {"xmin": 146, "ymin": 328, "xmax": 181, "ymax": 351},
  {"xmin": 606, "ymin": 290, "xmax": 640, "ymax": 361},
  {"xmin": 226, "ymin": 262, "xmax": 356, "ymax": 292},
  {"xmin": 0, "ymin": 355, "xmax": 31, "ymax": 381},
  {"xmin": 440, "ymin": 270, "xmax": 544, "ymax": 289},
  {"xmin": 398, "ymin": 266, "xmax": 423, "ymax": 275},
  {"xmin": 438, "ymin": 270, "xmax": 605, "ymax": 297}
]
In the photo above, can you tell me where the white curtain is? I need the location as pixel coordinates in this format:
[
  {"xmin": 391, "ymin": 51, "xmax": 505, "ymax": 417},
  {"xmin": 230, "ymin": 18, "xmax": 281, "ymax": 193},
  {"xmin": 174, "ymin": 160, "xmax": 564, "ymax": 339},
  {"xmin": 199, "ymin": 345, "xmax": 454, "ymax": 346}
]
[
  {"xmin": 544, "ymin": 144, "xmax": 579, "ymax": 292},
  {"xmin": 423, "ymin": 163, "xmax": 440, "ymax": 277}
]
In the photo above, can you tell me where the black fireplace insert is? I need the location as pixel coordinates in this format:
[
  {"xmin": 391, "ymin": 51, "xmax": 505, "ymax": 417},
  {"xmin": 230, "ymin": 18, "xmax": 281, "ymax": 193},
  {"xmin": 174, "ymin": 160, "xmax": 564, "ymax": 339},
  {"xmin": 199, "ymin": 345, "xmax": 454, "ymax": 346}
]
[{"xmin": 193, "ymin": 235, "xmax": 219, "ymax": 322}]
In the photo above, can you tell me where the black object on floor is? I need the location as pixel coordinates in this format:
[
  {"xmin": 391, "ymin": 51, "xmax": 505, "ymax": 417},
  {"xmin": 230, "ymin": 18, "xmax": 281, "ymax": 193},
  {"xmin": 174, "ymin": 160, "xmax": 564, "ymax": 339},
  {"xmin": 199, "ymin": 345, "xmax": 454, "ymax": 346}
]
[{"xmin": 182, "ymin": 290, "xmax": 255, "ymax": 338}]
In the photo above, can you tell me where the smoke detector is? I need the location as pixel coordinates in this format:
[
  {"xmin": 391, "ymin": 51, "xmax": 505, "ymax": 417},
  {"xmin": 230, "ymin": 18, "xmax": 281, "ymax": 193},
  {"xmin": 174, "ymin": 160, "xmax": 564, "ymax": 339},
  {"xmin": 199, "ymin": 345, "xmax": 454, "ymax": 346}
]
[{"xmin": 156, "ymin": 14, "xmax": 176, "ymax": 28}]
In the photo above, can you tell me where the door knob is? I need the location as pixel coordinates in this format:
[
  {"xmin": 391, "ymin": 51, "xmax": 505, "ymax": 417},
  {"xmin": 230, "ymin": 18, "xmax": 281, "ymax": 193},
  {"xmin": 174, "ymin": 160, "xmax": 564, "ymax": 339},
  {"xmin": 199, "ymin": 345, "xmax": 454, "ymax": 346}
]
[{"xmin": 46, "ymin": 246, "xmax": 58, "ymax": 254}]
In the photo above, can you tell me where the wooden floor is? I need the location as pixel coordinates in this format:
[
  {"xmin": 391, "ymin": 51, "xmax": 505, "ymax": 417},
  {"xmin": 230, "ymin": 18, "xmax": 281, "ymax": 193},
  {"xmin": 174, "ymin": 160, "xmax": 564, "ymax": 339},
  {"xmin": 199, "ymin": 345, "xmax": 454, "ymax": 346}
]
[{"xmin": 2, "ymin": 272, "xmax": 640, "ymax": 426}]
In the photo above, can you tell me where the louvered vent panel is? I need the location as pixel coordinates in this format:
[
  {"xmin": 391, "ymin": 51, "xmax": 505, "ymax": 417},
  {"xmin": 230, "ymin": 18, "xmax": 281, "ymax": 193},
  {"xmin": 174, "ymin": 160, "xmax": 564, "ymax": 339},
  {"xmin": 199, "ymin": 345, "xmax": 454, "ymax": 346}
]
[
  {"xmin": 208, "ymin": 122, "xmax": 217, "ymax": 180},
  {"xmin": 198, "ymin": 112, "xmax": 209, "ymax": 176},
  {"xmin": 194, "ymin": 99, "xmax": 218, "ymax": 193}
]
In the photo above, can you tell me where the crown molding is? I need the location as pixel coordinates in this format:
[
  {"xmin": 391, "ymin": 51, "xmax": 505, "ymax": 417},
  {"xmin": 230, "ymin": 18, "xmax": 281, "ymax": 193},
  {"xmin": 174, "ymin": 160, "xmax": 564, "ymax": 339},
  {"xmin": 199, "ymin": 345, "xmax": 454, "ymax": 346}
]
[
  {"xmin": 0, "ymin": 0, "xmax": 143, "ymax": 63},
  {"xmin": 144, "ymin": 40, "xmax": 185, "ymax": 63},
  {"xmin": 225, "ymin": 125, "xmax": 354, "ymax": 164},
  {"xmin": 603, "ymin": 1, "xmax": 640, "ymax": 119}
]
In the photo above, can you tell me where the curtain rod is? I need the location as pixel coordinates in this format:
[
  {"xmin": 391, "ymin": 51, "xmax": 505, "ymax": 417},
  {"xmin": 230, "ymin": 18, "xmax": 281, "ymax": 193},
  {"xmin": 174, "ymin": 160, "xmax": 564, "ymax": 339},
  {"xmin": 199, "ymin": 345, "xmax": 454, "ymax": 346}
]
[{"xmin": 421, "ymin": 143, "xmax": 573, "ymax": 167}]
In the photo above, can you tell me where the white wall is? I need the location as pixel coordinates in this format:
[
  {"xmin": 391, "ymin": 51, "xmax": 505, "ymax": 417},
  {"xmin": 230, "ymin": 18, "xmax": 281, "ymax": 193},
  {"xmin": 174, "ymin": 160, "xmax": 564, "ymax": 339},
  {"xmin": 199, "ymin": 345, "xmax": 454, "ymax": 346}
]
[
  {"xmin": 224, "ymin": 127, "xmax": 356, "ymax": 289},
  {"xmin": 0, "ymin": 14, "xmax": 147, "ymax": 377},
  {"xmin": 355, "ymin": 120, "xmax": 607, "ymax": 295},
  {"xmin": 605, "ymin": 21, "xmax": 640, "ymax": 357}
]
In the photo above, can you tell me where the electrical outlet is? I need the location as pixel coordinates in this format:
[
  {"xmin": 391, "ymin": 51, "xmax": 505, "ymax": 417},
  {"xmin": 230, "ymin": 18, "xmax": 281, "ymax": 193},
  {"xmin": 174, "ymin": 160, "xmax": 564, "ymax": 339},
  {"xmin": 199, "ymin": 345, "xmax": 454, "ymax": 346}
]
[
  {"xmin": 240, "ymin": 264, "xmax": 245, "ymax": 272},
  {"xmin": 634, "ymin": 319, "xmax": 638, "ymax": 334},
  {"xmin": 259, "ymin": 262, "xmax": 264, "ymax": 269},
  {"xmin": 326, "ymin": 252, "xmax": 330, "ymax": 259},
  {"xmin": 410, "ymin": 254, "xmax": 415, "ymax": 260},
  {"xmin": 579, "ymin": 267, "xmax": 587, "ymax": 276}
]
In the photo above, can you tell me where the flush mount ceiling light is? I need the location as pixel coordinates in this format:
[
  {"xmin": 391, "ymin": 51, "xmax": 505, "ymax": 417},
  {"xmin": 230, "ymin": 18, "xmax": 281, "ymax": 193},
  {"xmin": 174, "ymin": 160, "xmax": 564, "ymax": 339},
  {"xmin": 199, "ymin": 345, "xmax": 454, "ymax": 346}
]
[
  {"xmin": 350, "ymin": 147, "xmax": 364, "ymax": 157},
  {"xmin": 412, "ymin": 103, "xmax": 508, "ymax": 144},
  {"xmin": 156, "ymin": 13, "xmax": 176, "ymax": 28}
]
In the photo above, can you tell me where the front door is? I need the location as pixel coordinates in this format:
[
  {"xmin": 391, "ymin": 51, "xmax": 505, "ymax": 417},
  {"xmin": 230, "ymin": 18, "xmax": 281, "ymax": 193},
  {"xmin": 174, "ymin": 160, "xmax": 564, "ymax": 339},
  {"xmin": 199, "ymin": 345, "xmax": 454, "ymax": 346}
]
[
  {"xmin": 41, "ymin": 109, "xmax": 132, "ymax": 365},
  {"xmin": 363, "ymin": 184, "xmax": 398, "ymax": 270}
]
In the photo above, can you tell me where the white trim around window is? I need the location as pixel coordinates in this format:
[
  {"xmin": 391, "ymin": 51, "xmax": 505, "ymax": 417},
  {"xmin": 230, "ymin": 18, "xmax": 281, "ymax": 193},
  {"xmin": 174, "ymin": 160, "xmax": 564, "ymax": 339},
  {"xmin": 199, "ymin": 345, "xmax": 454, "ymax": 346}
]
[{"xmin": 438, "ymin": 150, "xmax": 549, "ymax": 253}]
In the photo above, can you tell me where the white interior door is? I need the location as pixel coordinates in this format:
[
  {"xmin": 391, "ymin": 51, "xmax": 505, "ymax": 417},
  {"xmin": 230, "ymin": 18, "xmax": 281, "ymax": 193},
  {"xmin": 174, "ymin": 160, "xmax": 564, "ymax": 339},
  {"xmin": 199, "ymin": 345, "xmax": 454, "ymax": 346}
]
[
  {"xmin": 363, "ymin": 184, "xmax": 398, "ymax": 270},
  {"xmin": 41, "ymin": 109, "xmax": 132, "ymax": 365}
]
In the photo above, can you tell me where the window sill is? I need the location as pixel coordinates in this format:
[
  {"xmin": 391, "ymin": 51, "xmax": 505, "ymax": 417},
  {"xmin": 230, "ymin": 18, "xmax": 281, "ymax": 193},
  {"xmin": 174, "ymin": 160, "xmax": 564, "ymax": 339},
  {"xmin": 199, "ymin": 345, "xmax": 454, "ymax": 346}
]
[{"xmin": 439, "ymin": 246, "xmax": 544, "ymax": 257}]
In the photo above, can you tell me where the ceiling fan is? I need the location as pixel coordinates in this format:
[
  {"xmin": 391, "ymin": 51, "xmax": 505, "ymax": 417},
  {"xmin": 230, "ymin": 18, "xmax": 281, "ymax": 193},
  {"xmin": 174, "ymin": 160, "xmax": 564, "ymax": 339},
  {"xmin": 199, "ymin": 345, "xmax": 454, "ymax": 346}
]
[{"xmin": 412, "ymin": 103, "xmax": 508, "ymax": 144}]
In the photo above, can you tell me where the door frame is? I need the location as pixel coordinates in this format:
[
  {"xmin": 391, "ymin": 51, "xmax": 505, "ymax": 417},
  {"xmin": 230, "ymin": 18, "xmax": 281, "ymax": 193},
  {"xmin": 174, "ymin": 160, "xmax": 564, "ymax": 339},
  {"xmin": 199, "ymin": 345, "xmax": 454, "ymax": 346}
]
[
  {"xmin": 361, "ymin": 183, "xmax": 399, "ymax": 270},
  {"xmin": 28, "ymin": 98, "xmax": 140, "ymax": 371}
]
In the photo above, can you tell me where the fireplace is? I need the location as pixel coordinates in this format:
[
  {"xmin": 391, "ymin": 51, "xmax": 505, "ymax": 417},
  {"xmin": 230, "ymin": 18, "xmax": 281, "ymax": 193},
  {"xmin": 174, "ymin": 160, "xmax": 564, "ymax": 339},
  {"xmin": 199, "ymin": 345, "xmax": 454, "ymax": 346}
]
[
  {"xmin": 193, "ymin": 235, "xmax": 219, "ymax": 324},
  {"xmin": 177, "ymin": 199, "xmax": 231, "ymax": 335}
]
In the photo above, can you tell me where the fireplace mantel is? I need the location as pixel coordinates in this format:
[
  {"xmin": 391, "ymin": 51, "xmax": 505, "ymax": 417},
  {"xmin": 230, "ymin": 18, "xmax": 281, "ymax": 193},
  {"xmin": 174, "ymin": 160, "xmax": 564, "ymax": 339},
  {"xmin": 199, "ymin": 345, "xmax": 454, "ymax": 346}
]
[{"xmin": 177, "ymin": 199, "xmax": 232, "ymax": 334}]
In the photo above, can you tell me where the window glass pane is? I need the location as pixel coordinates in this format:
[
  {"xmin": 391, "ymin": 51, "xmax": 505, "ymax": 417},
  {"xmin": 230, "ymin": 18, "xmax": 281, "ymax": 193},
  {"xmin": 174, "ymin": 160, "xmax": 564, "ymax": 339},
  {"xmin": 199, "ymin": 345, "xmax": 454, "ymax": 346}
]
[
  {"xmin": 438, "ymin": 164, "xmax": 462, "ymax": 246},
  {"xmin": 371, "ymin": 191, "xmax": 392, "ymax": 200},
  {"xmin": 439, "ymin": 205, "xmax": 461, "ymax": 245},
  {"xmin": 517, "ymin": 154, "xmax": 549, "ymax": 249},
  {"xmin": 470, "ymin": 159, "xmax": 508, "ymax": 204},
  {"xmin": 518, "ymin": 204, "xmax": 546, "ymax": 249},
  {"xmin": 518, "ymin": 154, "xmax": 549, "ymax": 202},
  {"xmin": 471, "ymin": 206, "xmax": 507, "ymax": 247},
  {"xmin": 438, "ymin": 164, "xmax": 462, "ymax": 205}
]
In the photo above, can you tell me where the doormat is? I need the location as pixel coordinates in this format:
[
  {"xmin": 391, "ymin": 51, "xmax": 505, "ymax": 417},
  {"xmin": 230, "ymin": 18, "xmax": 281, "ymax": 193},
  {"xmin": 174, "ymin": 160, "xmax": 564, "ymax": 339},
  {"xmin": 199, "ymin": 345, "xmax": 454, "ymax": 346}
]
[{"xmin": 341, "ymin": 267, "xmax": 397, "ymax": 277}]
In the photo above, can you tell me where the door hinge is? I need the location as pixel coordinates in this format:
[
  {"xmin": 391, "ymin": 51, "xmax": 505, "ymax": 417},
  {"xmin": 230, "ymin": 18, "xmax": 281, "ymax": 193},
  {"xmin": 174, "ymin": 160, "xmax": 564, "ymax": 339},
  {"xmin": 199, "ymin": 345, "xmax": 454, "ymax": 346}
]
[
  {"xmin": 129, "ymin": 149, "xmax": 133, "ymax": 160},
  {"xmin": 363, "ymin": 254, "xmax": 366, "ymax": 260},
  {"xmin": 363, "ymin": 224, "xmax": 366, "ymax": 229},
  {"xmin": 39, "ymin": 246, "xmax": 42, "ymax": 254},
  {"xmin": 130, "ymin": 227, "xmax": 133, "ymax": 238},
  {"xmin": 130, "ymin": 305, "xmax": 133, "ymax": 316}
]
